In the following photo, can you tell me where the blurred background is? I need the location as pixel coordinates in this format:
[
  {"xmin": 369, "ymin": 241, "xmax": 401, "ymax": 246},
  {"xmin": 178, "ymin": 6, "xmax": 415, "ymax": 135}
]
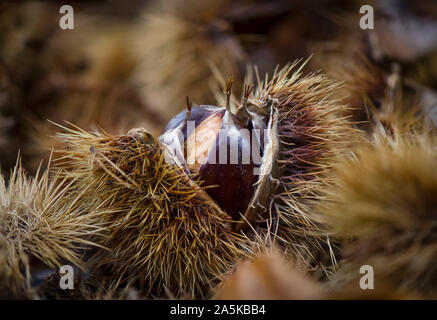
[{"xmin": 1, "ymin": 0, "xmax": 437, "ymax": 177}]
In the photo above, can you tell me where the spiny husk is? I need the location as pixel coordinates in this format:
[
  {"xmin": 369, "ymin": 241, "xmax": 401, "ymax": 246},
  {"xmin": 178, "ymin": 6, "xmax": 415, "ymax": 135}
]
[
  {"xmin": 312, "ymin": 14, "xmax": 437, "ymax": 133},
  {"xmin": 37, "ymin": 270, "xmax": 145, "ymax": 300},
  {"xmin": 28, "ymin": 76, "xmax": 165, "ymax": 172},
  {"xmin": 0, "ymin": 234, "xmax": 38, "ymax": 299},
  {"xmin": 27, "ymin": 17, "xmax": 165, "ymax": 172},
  {"xmin": 317, "ymin": 53, "xmax": 387, "ymax": 127},
  {"xmin": 239, "ymin": 61, "xmax": 363, "ymax": 277},
  {"xmin": 54, "ymin": 125, "xmax": 254, "ymax": 298},
  {"xmin": 214, "ymin": 249, "xmax": 323, "ymax": 300},
  {"xmin": 133, "ymin": 0, "xmax": 244, "ymax": 120},
  {"xmin": 319, "ymin": 128, "xmax": 437, "ymax": 296},
  {"xmin": 0, "ymin": 156, "xmax": 108, "ymax": 299},
  {"xmin": 213, "ymin": 247, "xmax": 418, "ymax": 299},
  {"xmin": 0, "ymin": 2, "xmax": 165, "ymax": 173},
  {"xmin": 0, "ymin": 1, "xmax": 58, "ymax": 173},
  {"xmin": 311, "ymin": 32, "xmax": 397, "ymax": 131}
]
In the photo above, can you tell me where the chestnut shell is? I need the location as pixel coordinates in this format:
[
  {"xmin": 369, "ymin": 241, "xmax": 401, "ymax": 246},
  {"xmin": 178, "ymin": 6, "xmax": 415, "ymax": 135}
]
[{"xmin": 161, "ymin": 105, "xmax": 262, "ymax": 220}]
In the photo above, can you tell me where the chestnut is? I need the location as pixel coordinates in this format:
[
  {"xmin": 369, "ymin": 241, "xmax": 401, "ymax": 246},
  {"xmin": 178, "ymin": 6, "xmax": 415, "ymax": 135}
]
[{"xmin": 160, "ymin": 79, "xmax": 279, "ymax": 224}]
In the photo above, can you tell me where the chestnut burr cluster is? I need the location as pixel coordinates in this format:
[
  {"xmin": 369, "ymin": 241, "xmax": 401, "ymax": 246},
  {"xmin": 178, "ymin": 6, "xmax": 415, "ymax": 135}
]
[
  {"xmin": 1, "ymin": 0, "xmax": 437, "ymax": 300},
  {"xmin": 39, "ymin": 62, "xmax": 356, "ymax": 298}
]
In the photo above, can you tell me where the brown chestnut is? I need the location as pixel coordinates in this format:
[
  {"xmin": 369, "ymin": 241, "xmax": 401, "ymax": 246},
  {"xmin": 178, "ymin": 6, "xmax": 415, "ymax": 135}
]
[{"xmin": 160, "ymin": 81, "xmax": 278, "ymax": 222}]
